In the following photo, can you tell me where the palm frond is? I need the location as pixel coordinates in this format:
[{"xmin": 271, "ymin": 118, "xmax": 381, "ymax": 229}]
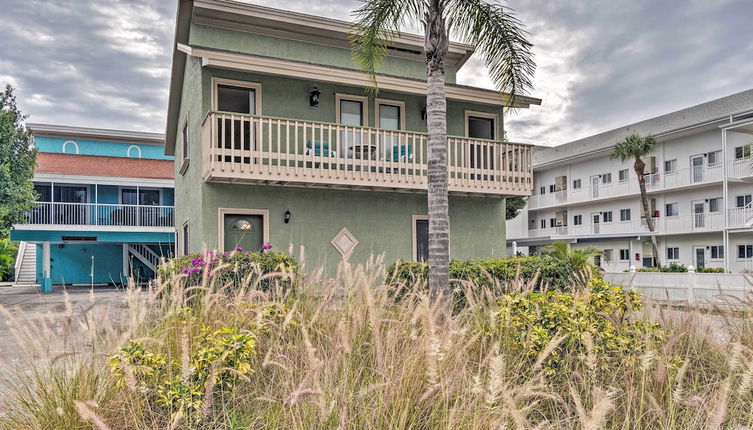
[
  {"xmin": 350, "ymin": 0, "xmax": 425, "ymax": 90},
  {"xmin": 611, "ymin": 133, "xmax": 657, "ymax": 162},
  {"xmin": 446, "ymin": 0, "xmax": 535, "ymax": 106}
]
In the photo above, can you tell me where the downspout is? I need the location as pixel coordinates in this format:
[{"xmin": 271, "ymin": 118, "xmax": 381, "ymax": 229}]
[{"xmin": 722, "ymin": 127, "xmax": 729, "ymax": 273}]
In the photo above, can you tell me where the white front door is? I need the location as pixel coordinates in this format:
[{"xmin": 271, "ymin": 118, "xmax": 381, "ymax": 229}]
[
  {"xmin": 694, "ymin": 246, "xmax": 706, "ymax": 269},
  {"xmin": 692, "ymin": 201, "xmax": 705, "ymax": 229},
  {"xmin": 591, "ymin": 176, "xmax": 600, "ymax": 198},
  {"xmin": 592, "ymin": 213, "xmax": 600, "ymax": 234}
]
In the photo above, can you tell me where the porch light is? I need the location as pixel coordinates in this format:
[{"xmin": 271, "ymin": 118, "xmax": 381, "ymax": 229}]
[
  {"xmin": 284, "ymin": 210, "xmax": 291, "ymax": 224},
  {"xmin": 309, "ymin": 87, "xmax": 321, "ymax": 107}
]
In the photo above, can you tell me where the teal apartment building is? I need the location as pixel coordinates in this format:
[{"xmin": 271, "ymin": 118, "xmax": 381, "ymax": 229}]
[
  {"xmin": 11, "ymin": 124, "xmax": 175, "ymax": 290},
  {"xmin": 166, "ymin": 0, "xmax": 539, "ymax": 271}
]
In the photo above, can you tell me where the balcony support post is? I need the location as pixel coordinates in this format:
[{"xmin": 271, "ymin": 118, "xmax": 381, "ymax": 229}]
[
  {"xmin": 123, "ymin": 244, "xmax": 129, "ymax": 282},
  {"xmin": 40, "ymin": 241, "xmax": 52, "ymax": 293},
  {"xmin": 722, "ymin": 128, "xmax": 730, "ymax": 273}
]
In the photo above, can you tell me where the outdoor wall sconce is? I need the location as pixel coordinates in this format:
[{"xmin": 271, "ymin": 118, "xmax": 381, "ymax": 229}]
[
  {"xmin": 309, "ymin": 87, "xmax": 321, "ymax": 107},
  {"xmin": 284, "ymin": 210, "xmax": 292, "ymax": 224},
  {"xmin": 421, "ymin": 106, "xmax": 427, "ymax": 120}
]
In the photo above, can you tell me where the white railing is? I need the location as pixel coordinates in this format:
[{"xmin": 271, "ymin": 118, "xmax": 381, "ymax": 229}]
[
  {"xmin": 129, "ymin": 244, "xmax": 161, "ymax": 271},
  {"xmin": 527, "ymin": 212, "xmax": 724, "ymax": 238},
  {"xmin": 201, "ymin": 112, "xmax": 533, "ymax": 196},
  {"xmin": 606, "ymin": 271, "xmax": 753, "ymax": 306},
  {"xmin": 13, "ymin": 241, "xmax": 27, "ymax": 282},
  {"xmin": 729, "ymin": 203, "xmax": 753, "ymax": 228},
  {"xmin": 728, "ymin": 157, "xmax": 753, "ymax": 178},
  {"xmin": 528, "ymin": 164, "xmax": 723, "ymax": 209},
  {"xmin": 23, "ymin": 202, "xmax": 175, "ymax": 227}
]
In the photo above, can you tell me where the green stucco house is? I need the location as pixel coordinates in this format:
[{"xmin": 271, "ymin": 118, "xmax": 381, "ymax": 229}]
[{"xmin": 165, "ymin": 0, "xmax": 539, "ymax": 272}]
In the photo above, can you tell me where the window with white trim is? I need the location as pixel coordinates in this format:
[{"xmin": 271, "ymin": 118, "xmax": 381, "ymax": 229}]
[
  {"xmin": 602, "ymin": 211, "xmax": 613, "ymax": 223},
  {"xmin": 739, "ymin": 245, "xmax": 753, "ymax": 259},
  {"xmin": 709, "ymin": 197, "xmax": 722, "ymax": 213},
  {"xmin": 572, "ymin": 179, "xmax": 581, "ymax": 189},
  {"xmin": 710, "ymin": 245, "xmax": 724, "ymax": 259},
  {"xmin": 603, "ymin": 249, "xmax": 613, "ymax": 262},
  {"xmin": 573, "ymin": 215, "xmax": 582, "ymax": 225},
  {"xmin": 182, "ymin": 220, "xmax": 190, "ymax": 256},
  {"xmin": 619, "ymin": 249, "xmax": 630, "ymax": 261},
  {"xmin": 667, "ymin": 247, "xmax": 679, "ymax": 260},
  {"xmin": 620, "ymin": 208, "xmax": 631, "ymax": 221},
  {"xmin": 664, "ymin": 159, "xmax": 677, "ymax": 173},
  {"xmin": 735, "ymin": 145, "xmax": 752, "ymax": 159},
  {"xmin": 737, "ymin": 194, "xmax": 752, "ymax": 208},
  {"xmin": 665, "ymin": 203, "xmax": 679, "ymax": 217},
  {"xmin": 601, "ymin": 173, "xmax": 612, "ymax": 184},
  {"xmin": 618, "ymin": 169, "xmax": 629, "ymax": 182}
]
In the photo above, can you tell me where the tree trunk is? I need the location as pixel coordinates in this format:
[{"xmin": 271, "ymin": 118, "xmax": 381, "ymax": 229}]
[
  {"xmin": 425, "ymin": 0, "xmax": 450, "ymax": 297},
  {"xmin": 634, "ymin": 158, "xmax": 661, "ymax": 268}
]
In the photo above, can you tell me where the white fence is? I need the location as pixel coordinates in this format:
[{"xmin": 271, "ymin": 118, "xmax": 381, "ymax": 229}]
[{"xmin": 605, "ymin": 270, "xmax": 753, "ymax": 307}]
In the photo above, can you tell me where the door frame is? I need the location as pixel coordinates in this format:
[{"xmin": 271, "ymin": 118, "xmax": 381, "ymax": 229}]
[
  {"xmin": 211, "ymin": 77, "xmax": 262, "ymax": 114},
  {"xmin": 693, "ymin": 245, "xmax": 706, "ymax": 268},
  {"xmin": 591, "ymin": 212, "xmax": 600, "ymax": 234},
  {"xmin": 690, "ymin": 153, "xmax": 704, "ymax": 182},
  {"xmin": 217, "ymin": 208, "xmax": 270, "ymax": 252}
]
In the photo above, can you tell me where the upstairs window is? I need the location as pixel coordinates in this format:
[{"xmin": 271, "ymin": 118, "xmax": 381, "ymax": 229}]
[
  {"xmin": 708, "ymin": 150, "xmax": 722, "ymax": 165},
  {"xmin": 664, "ymin": 159, "xmax": 677, "ymax": 173},
  {"xmin": 737, "ymin": 195, "xmax": 752, "ymax": 208},
  {"xmin": 602, "ymin": 211, "xmax": 613, "ymax": 223},
  {"xmin": 735, "ymin": 145, "xmax": 752, "ymax": 159},
  {"xmin": 709, "ymin": 197, "xmax": 722, "ymax": 212},
  {"xmin": 601, "ymin": 173, "xmax": 612, "ymax": 184},
  {"xmin": 738, "ymin": 244, "xmax": 753, "ymax": 259},
  {"xmin": 620, "ymin": 208, "xmax": 631, "ymax": 221},
  {"xmin": 539, "ymin": 186, "xmax": 546, "ymax": 195},
  {"xmin": 619, "ymin": 249, "xmax": 630, "ymax": 261},
  {"xmin": 666, "ymin": 203, "xmax": 679, "ymax": 217},
  {"xmin": 572, "ymin": 179, "xmax": 581, "ymax": 189},
  {"xmin": 603, "ymin": 249, "xmax": 613, "ymax": 262},
  {"xmin": 711, "ymin": 245, "xmax": 724, "ymax": 259},
  {"xmin": 573, "ymin": 214, "xmax": 583, "ymax": 225},
  {"xmin": 667, "ymin": 247, "xmax": 680, "ymax": 260},
  {"xmin": 618, "ymin": 169, "xmax": 629, "ymax": 182},
  {"xmin": 182, "ymin": 220, "xmax": 190, "ymax": 256}
]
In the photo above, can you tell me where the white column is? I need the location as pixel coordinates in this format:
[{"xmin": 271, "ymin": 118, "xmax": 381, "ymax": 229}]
[
  {"xmin": 41, "ymin": 241, "xmax": 52, "ymax": 292},
  {"xmin": 722, "ymin": 128, "xmax": 730, "ymax": 273},
  {"xmin": 122, "ymin": 243, "xmax": 129, "ymax": 279}
]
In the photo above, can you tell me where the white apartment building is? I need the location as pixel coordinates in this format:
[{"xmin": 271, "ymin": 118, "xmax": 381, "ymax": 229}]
[{"xmin": 508, "ymin": 89, "xmax": 753, "ymax": 273}]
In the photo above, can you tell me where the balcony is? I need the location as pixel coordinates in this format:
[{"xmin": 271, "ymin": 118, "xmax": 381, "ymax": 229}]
[
  {"xmin": 21, "ymin": 202, "xmax": 175, "ymax": 228},
  {"xmin": 528, "ymin": 164, "xmax": 723, "ymax": 210},
  {"xmin": 527, "ymin": 212, "xmax": 725, "ymax": 238},
  {"xmin": 200, "ymin": 112, "xmax": 532, "ymax": 196},
  {"xmin": 728, "ymin": 157, "xmax": 753, "ymax": 179},
  {"xmin": 729, "ymin": 206, "xmax": 753, "ymax": 229}
]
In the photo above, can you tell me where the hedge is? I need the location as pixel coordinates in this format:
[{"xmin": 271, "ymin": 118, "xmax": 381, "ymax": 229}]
[
  {"xmin": 386, "ymin": 255, "xmax": 582, "ymax": 298},
  {"xmin": 158, "ymin": 250, "xmax": 298, "ymax": 292},
  {"xmin": 635, "ymin": 263, "xmax": 725, "ymax": 273}
]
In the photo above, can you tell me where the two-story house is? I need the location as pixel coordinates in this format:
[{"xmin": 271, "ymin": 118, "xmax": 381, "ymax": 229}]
[
  {"xmin": 11, "ymin": 124, "xmax": 175, "ymax": 291},
  {"xmin": 165, "ymin": 0, "xmax": 539, "ymax": 271},
  {"xmin": 508, "ymin": 89, "xmax": 753, "ymax": 273}
]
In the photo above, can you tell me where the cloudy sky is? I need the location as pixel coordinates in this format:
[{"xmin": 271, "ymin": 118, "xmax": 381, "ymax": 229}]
[{"xmin": 1, "ymin": 0, "xmax": 752, "ymax": 145}]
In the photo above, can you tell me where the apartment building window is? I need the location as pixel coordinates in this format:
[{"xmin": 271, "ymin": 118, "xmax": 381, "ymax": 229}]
[
  {"xmin": 618, "ymin": 169, "xmax": 629, "ymax": 182},
  {"xmin": 667, "ymin": 247, "xmax": 680, "ymax": 260},
  {"xmin": 573, "ymin": 215, "xmax": 582, "ymax": 225},
  {"xmin": 554, "ymin": 175, "xmax": 568, "ymax": 192},
  {"xmin": 735, "ymin": 145, "xmax": 752, "ymax": 159},
  {"xmin": 179, "ymin": 117, "xmax": 190, "ymax": 174},
  {"xmin": 572, "ymin": 179, "xmax": 581, "ymax": 189},
  {"xmin": 739, "ymin": 245, "xmax": 753, "ymax": 259},
  {"xmin": 664, "ymin": 159, "xmax": 677, "ymax": 173},
  {"xmin": 549, "ymin": 184, "xmax": 556, "ymax": 193},
  {"xmin": 601, "ymin": 173, "xmax": 612, "ymax": 184},
  {"xmin": 666, "ymin": 203, "xmax": 679, "ymax": 217},
  {"xmin": 709, "ymin": 197, "xmax": 722, "ymax": 212},
  {"xmin": 708, "ymin": 150, "xmax": 722, "ymax": 165},
  {"xmin": 603, "ymin": 249, "xmax": 613, "ymax": 262},
  {"xmin": 539, "ymin": 186, "xmax": 546, "ymax": 195},
  {"xmin": 737, "ymin": 194, "xmax": 752, "ymax": 208},
  {"xmin": 710, "ymin": 246, "xmax": 724, "ymax": 259},
  {"xmin": 602, "ymin": 211, "xmax": 613, "ymax": 223},
  {"xmin": 549, "ymin": 218, "xmax": 556, "ymax": 228},
  {"xmin": 540, "ymin": 219, "xmax": 546, "ymax": 229},
  {"xmin": 620, "ymin": 208, "xmax": 631, "ymax": 221},
  {"xmin": 619, "ymin": 249, "xmax": 630, "ymax": 261}
]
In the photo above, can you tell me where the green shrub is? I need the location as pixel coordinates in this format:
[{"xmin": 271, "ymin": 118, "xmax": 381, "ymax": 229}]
[
  {"xmin": 494, "ymin": 279, "xmax": 666, "ymax": 374},
  {"xmin": 696, "ymin": 266, "xmax": 725, "ymax": 273},
  {"xmin": 157, "ymin": 250, "xmax": 298, "ymax": 292},
  {"xmin": 636, "ymin": 263, "xmax": 688, "ymax": 273},
  {"xmin": 110, "ymin": 327, "xmax": 256, "ymax": 422},
  {"xmin": 0, "ymin": 237, "xmax": 17, "ymax": 282},
  {"xmin": 386, "ymin": 256, "xmax": 584, "ymax": 306}
]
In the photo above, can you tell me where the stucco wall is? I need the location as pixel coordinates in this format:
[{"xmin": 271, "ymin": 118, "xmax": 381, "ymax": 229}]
[{"xmin": 197, "ymin": 183, "xmax": 506, "ymax": 272}]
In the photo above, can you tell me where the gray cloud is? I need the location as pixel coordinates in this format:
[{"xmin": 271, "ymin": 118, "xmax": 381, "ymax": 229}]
[{"xmin": 1, "ymin": 0, "xmax": 751, "ymax": 146}]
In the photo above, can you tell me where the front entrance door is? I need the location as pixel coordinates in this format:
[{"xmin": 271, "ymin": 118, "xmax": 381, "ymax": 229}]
[
  {"xmin": 692, "ymin": 201, "xmax": 705, "ymax": 229},
  {"xmin": 592, "ymin": 213, "xmax": 600, "ymax": 234},
  {"xmin": 691, "ymin": 155, "xmax": 704, "ymax": 183},
  {"xmin": 223, "ymin": 214, "xmax": 264, "ymax": 252},
  {"xmin": 694, "ymin": 246, "xmax": 706, "ymax": 269}
]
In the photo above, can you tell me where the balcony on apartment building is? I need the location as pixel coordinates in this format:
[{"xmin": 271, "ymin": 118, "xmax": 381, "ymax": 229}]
[
  {"xmin": 18, "ymin": 183, "xmax": 175, "ymax": 230},
  {"xmin": 528, "ymin": 162, "xmax": 728, "ymax": 210},
  {"xmin": 527, "ymin": 212, "xmax": 727, "ymax": 239},
  {"xmin": 200, "ymin": 112, "xmax": 533, "ymax": 197}
]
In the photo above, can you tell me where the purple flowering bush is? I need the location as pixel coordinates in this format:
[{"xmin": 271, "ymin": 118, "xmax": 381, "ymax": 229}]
[{"xmin": 158, "ymin": 247, "xmax": 298, "ymax": 292}]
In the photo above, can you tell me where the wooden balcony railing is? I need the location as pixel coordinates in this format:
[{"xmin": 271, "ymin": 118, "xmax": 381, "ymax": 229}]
[{"xmin": 201, "ymin": 112, "xmax": 532, "ymax": 196}]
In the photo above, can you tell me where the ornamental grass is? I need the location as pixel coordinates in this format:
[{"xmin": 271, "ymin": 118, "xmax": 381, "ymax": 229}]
[{"xmin": 1, "ymin": 252, "xmax": 753, "ymax": 429}]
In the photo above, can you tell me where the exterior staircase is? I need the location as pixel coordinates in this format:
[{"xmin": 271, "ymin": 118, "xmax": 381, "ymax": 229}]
[
  {"xmin": 14, "ymin": 242, "xmax": 37, "ymax": 284},
  {"xmin": 128, "ymin": 244, "xmax": 161, "ymax": 274}
]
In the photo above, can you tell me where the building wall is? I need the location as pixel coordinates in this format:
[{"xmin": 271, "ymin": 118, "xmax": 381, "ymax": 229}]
[
  {"xmin": 196, "ymin": 183, "xmax": 506, "ymax": 272},
  {"xmin": 188, "ymin": 23, "xmax": 458, "ymax": 83},
  {"xmin": 35, "ymin": 136, "xmax": 173, "ymax": 160},
  {"xmin": 35, "ymin": 243, "xmax": 126, "ymax": 285}
]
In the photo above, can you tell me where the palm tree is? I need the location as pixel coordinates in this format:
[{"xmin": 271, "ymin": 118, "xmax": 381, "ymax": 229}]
[
  {"xmin": 543, "ymin": 240, "xmax": 602, "ymax": 282},
  {"xmin": 611, "ymin": 133, "xmax": 660, "ymax": 267},
  {"xmin": 351, "ymin": 0, "xmax": 535, "ymax": 296}
]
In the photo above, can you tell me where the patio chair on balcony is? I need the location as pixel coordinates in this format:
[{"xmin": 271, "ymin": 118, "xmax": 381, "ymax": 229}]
[
  {"xmin": 306, "ymin": 140, "xmax": 336, "ymax": 168},
  {"xmin": 392, "ymin": 144, "xmax": 414, "ymax": 162}
]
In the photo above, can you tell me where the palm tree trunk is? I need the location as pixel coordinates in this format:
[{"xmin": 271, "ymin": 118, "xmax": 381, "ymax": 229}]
[
  {"xmin": 425, "ymin": 0, "xmax": 450, "ymax": 296},
  {"xmin": 634, "ymin": 158, "xmax": 661, "ymax": 268}
]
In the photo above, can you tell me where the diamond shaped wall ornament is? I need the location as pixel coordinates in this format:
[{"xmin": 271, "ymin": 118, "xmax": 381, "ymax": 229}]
[{"xmin": 331, "ymin": 227, "xmax": 359, "ymax": 260}]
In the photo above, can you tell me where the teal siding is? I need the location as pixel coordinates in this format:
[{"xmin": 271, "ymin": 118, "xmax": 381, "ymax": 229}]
[
  {"xmin": 35, "ymin": 243, "xmax": 126, "ymax": 285},
  {"xmin": 35, "ymin": 136, "xmax": 173, "ymax": 160},
  {"xmin": 11, "ymin": 229, "xmax": 175, "ymax": 244}
]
